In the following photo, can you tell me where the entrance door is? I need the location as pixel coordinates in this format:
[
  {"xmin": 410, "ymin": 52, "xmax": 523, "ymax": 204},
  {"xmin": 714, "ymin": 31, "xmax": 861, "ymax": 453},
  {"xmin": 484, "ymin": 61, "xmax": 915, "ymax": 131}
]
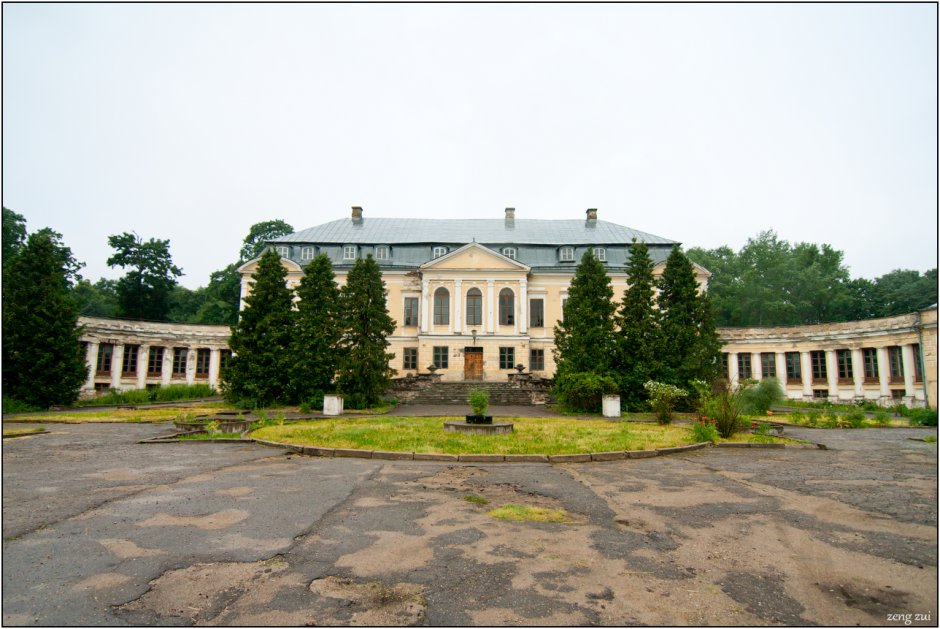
[{"xmin": 464, "ymin": 347, "xmax": 483, "ymax": 380}]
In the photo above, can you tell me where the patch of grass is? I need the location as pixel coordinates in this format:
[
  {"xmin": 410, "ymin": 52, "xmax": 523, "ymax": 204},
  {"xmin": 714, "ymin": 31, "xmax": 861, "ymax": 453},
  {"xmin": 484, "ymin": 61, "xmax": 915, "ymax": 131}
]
[
  {"xmin": 5, "ymin": 404, "xmax": 234, "ymax": 424},
  {"xmin": 922, "ymin": 436, "xmax": 937, "ymax": 443},
  {"xmin": 487, "ymin": 504, "xmax": 572, "ymax": 523},
  {"xmin": 176, "ymin": 432, "xmax": 242, "ymax": 440},
  {"xmin": 2, "ymin": 427, "xmax": 46, "ymax": 438},
  {"xmin": 463, "ymin": 494, "xmax": 489, "ymax": 504},
  {"xmin": 75, "ymin": 383, "xmax": 217, "ymax": 406}
]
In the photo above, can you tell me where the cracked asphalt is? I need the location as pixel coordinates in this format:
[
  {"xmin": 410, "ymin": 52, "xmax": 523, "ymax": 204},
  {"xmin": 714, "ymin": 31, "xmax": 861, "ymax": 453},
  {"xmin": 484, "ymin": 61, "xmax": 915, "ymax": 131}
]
[{"xmin": 2, "ymin": 420, "xmax": 937, "ymax": 626}]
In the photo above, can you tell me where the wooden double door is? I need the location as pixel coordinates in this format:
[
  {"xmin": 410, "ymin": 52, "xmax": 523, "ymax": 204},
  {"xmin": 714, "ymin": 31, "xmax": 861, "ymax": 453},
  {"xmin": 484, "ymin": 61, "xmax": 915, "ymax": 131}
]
[{"xmin": 464, "ymin": 347, "xmax": 483, "ymax": 380}]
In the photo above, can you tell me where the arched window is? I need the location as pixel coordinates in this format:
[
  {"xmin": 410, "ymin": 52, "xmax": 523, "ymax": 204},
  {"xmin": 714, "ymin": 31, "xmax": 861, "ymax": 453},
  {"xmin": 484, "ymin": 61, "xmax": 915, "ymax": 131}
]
[
  {"xmin": 499, "ymin": 288, "xmax": 514, "ymax": 325},
  {"xmin": 466, "ymin": 288, "xmax": 482, "ymax": 326},
  {"xmin": 433, "ymin": 288, "xmax": 450, "ymax": 325}
]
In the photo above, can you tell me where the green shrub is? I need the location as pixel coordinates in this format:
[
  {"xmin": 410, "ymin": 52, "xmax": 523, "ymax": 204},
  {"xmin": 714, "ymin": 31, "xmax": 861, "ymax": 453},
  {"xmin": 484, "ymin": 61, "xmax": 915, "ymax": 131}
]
[
  {"xmin": 854, "ymin": 399, "xmax": 880, "ymax": 412},
  {"xmin": 845, "ymin": 410, "xmax": 866, "ymax": 429},
  {"xmin": 823, "ymin": 412, "xmax": 839, "ymax": 428},
  {"xmin": 806, "ymin": 410, "xmax": 820, "ymax": 427},
  {"xmin": 150, "ymin": 383, "xmax": 215, "ymax": 401},
  {"xmin": 893, "ymin": 403, "xmax": 910, "ymax": 417},
  {"xmin": 345, "ymin": 393, "xmax": 368, "ymax": 410},
  {"xmin": 740, "ymin": 378, "xmax": 784, "ymax": 415},
  {"xmin": 908, "ymin": 408, "xmax": 938, "ymax": 426},
  {"xmin": 873, "ymin": 411, "xmax": 892, "ymax": 426},
  {"xmin": 691, "ymin": 417, "xmax": 719, "ymax": 443},
  {"xmin": 2, "ymin": 397, "xmax": 42, "ymax": 413},
  {"xmin": 644, "ymin": 380, "xmax": 688, "ymax": 425},
  {"xmin": 706, "ymin": 379, "xmax": 748, "ymax": 438},
  {"xmin": 553, "ymin": 372, "xmax": 619, "ymax": 413},
  {"xmin": 789, "ymin": 411, "xmax": 806, "ymax": 425},
  {"xmin": 469, "ymin": 389, "xmax": 490, "ymax": 416}
]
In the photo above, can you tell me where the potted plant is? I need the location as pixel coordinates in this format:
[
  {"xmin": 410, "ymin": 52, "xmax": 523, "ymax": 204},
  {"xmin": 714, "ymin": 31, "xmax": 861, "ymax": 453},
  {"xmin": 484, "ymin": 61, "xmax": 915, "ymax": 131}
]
[
  {"xmin": 427, "ymin": 364, "xmax": 438, "ymax": 373},
  {"xmin": 515, "ymin": 364, "xmax": 525, "ymax": 373},
  {"xmin": 467, "ymin": 389, "xmax": 492, "ymax": 424}
]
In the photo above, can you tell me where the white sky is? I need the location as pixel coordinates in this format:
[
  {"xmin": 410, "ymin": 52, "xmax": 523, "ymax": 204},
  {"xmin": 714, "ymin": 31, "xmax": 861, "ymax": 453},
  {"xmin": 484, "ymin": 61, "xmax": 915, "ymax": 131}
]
[{"xmin": 3, "ymin": 3, "xmax": 937, "ymax": 289}]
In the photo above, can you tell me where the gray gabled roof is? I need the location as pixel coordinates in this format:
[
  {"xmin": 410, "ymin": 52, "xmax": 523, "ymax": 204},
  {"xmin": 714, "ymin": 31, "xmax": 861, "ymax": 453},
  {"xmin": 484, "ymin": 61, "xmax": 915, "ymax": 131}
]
[{"xmin": 272, "ymin": 218, "xmax": 677, "ymax": 246}]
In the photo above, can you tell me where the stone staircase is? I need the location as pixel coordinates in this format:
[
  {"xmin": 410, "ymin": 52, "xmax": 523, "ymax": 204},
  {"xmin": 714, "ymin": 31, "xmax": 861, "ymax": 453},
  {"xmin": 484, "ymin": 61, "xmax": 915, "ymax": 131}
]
[{"xmin": 403, "ymin": 381, "xmax": 537, "ymax": 406}]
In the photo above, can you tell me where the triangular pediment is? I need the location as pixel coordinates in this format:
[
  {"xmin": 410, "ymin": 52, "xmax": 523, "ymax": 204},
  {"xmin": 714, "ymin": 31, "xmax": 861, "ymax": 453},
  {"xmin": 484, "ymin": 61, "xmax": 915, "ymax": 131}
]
[
  {"xmin": 420, "ymin": 242, "xmax": 530, "ymax": 272},
  {"xmin": 237, "ymin": 257, "xmax": 303, "ymax": 276}
]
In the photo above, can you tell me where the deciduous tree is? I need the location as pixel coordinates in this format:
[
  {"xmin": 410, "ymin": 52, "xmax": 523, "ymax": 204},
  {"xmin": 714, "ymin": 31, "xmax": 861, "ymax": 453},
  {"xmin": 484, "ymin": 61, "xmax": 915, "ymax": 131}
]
[
  {"xmin": 107, "ymin": 232, "xmax": 183, "ymax": 320},
  {"xmin": 240, "ymin": 219, "xmax": 294, "ymax": 261}
]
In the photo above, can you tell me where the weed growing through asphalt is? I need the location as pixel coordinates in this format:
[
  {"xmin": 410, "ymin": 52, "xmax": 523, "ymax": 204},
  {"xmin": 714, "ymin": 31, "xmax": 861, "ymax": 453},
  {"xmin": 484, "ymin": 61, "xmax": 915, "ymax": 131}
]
[
  {"xmin": 463, "ymin": 494, "xmax": 489, "ymax": 504},
  {"xmin": 487, "ymin": 504, "xmax": 572, "ymax": 523}
]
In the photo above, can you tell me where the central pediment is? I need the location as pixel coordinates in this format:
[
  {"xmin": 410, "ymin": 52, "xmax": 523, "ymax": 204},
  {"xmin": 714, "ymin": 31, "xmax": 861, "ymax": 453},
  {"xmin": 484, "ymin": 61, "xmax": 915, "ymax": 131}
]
[{"xmin": 420, "ymin": 242, "xmax": 530, "ymax": 272}]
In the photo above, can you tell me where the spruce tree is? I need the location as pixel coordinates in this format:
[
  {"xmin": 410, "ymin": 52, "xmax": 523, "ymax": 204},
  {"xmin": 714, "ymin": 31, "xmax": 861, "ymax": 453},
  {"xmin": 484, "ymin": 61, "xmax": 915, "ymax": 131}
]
[
  {"xmin": 553, "ymin": 249, "xmax": 618, "ymax": 378},
  {"xmin": 616, "ymin": 240, "xmax": 662, "ymax": 410},
  {"xmin": 222, "ymin": 249, "xmax": 295, "ymax": 406},
  {"xmin": 657, "ymin": 245, "xmax": 721, "ymax": 392},
  {"xmin": 2, "ymin": 231, "xmax": 88, "ymax": 407},
  {"xmin": 292, "ymin": 254, "xmax": 341, "ymax": 406},
  {"xmin": 335, "ymin": 255, "xmax": 396, "ymax": 407}
]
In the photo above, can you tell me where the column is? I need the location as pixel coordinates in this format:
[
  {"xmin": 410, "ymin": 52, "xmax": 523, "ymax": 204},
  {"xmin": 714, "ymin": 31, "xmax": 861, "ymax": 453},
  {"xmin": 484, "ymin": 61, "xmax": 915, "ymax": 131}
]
[
  {"xmin": 185, "ymin": 349, "xmax": 196, "ymax": 385},
  {"xmin": 208, "ymin": 348, "xmax": 221, "ymax": 389},
  {"xmin": 111, "ymin": 344, "xmax": 124, "ymax": 390},
  {"xmin": 751, "ymin": 352, "xmax": 762, "ymax": 380},
  {"xmin": 876, "ymin": 347, "xmax": 891, "ymax": 399},
  {"xmin": 901, "ymin": 344, "xmax": 916, "ymax": 397},
  {"xmin": 825, "ymin": 350, "xmax": 839, "ymax": 400},
  {"xmin": 84, "ymin": 341, "xmax": 99, "ymax": 393},
  {"xmin": 800, "ymin": 351, "xmax": 813, "ymax": 397},
  {"xmin": 136, "ymin": 344, "xmax": 150, "ymax": 390},
  {"xmin": 519, "ymin": 279, "xmax": 527, "ymax": 334},
  {"xmin": 162, "ymin": 348, "xmax": 173, "ymax": 385},
  {"xmin": 774, "ymin": 353, "xmax": 787, "ymax": 387},
  {"xmin": 454, "ymin": 280, "xmax": 462, "ymax": 335},
  {"xmin": 728, "ymin": 352, "xmax": 739, "ymax": 387},
  {"xmin": 851, "ymin": 348, "xmax": 865, "ymax": 397},
  {"xmin": 420, "ymin": 279, "xmax": 430, "ymax": 333},
  {"xmin": 486, "ymin": 280, "xmax": 495, "ymax": 334}
]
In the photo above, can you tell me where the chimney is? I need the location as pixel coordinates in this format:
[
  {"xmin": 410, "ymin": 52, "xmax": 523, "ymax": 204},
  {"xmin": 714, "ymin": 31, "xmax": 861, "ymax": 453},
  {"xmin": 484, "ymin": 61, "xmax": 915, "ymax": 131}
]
[
  {"xmin": 505, "ymin": 207, "xmax": 515, "ymax": 227},
  {"xmin": 351, "ymin": 206, "xmax": 363, "ymax": 224},
  {"xmin": 586, "ymin": 208, "xmax": 598, "ymax": 220}
]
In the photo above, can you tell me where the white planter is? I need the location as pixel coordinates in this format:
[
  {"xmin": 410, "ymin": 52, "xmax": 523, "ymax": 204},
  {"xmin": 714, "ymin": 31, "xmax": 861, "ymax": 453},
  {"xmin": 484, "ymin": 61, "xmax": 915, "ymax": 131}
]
[
  {"xmin": 323, "ymin": 394, "xmax": 344, "ymax": 416},
  {"xmin": 602, "ymin": 395, "xmax": 621, "ymax": 418}
]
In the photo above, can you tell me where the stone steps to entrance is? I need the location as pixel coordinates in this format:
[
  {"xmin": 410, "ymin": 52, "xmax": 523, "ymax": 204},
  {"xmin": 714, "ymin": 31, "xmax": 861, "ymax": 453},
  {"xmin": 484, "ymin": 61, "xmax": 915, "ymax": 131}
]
[{"xmin": 403, "ymin": 381, "xmax": 536, "ymax": 406}]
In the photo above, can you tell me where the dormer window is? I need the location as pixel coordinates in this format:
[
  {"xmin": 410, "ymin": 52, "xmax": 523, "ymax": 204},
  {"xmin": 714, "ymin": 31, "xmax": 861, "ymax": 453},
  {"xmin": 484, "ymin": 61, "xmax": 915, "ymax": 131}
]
[
  {"xmin": 375, "ymin": 245, "xmax": 390, "ymax": 261},
  {"xmin": 502, "ymin": 247, "xmax": 517, "ymax": 260},
  {"xmin": 343, "ymin": 245, "xmax": 357, "ymax": 261},
  {"xmin": 593, "ymin": 247, "xmax": 606, "ymax": 262},
  {"xmin": 559, "ymin": 246, "xmax": 574, "ymax": 262},
  {"xmin": 275, "ymin": 246, "xmax": 290, "ymax": 258},
  {"xmin": 433, "ymin": 246, "xmax": 448, "ymax": 259},
  {"xmin": 300, "ymin": 246, "xmax": 315, "ymax": 261}
]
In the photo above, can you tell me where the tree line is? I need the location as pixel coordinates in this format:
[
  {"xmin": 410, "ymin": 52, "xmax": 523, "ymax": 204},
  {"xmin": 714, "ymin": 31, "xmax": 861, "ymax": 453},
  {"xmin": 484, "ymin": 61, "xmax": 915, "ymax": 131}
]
[{"xmin": 688, "ymin": 230, "xmax": 937, "ymax": 327}]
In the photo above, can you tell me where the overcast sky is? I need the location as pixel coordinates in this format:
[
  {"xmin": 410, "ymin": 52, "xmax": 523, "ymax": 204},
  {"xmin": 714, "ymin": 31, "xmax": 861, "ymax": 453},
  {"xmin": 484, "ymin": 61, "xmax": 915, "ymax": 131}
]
[{"xmin": 3, "ymin": 3, "xmax": 937, "ymax": 289}]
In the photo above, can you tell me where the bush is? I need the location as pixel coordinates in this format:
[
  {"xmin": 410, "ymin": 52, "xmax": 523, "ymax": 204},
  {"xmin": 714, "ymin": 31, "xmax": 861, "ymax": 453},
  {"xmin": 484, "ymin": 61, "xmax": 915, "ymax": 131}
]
[
  {"xmin": 823, "ymin": 412, "xmax": 840, "ymax": 428},
  {"xmin": 469, "ymin": 389, "xmax": 490, "ymax": 416},
  {"xmin": 344, "ymin": 393, "xmax": 369, "ymax": 410},
  {"xmin": 706, "ymin": 379, "xmax": 748, "ymax": 438},
  {"xmin": 873, "ymin": 411, "xmax": 892, "ymax": 426},
  {"xmin": 150, "ymin": 383, "xmax": 215, "ymax": 401},
  {"xmin": 789, "ymin": 411, "xmax": 806, "ymax": 426},
  {"xmin": 806, "ymin": 410, "xmax": 820, "ymax": 427},
  {"xmin": 908, "ymin": 408, "xmax": 938, "ymax": 426},
  {"xmin": 2, "ymin": 397, "xmax": 42, "ymax": 413},
  {"xmin": 553, "ymin": 372, "xmax": 619, "ymax": 413},
  {"xmin": 740, "ymin": 378, "xmax": 784, "ymax": 415},
  {"xmin": 644, "ymin": 381, "xmax": 688, "ymax": 425},
  {"xmin": 691, "ymin": 417, "xmax": 719, "ymax": 443},
  {"xmin": 845, "ymin": 410, "xmax": 866, "ymax": 429},
  {"xmin": 301, "ymin": 390, "xmax": 325, "ymax": 412}
]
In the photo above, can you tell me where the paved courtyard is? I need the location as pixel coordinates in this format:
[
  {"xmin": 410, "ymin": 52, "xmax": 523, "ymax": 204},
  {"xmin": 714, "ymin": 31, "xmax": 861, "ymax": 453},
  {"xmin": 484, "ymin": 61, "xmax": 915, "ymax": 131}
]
[{"xmin": 2, "ymin": 418, "xmax": 937, "ymax": 626}]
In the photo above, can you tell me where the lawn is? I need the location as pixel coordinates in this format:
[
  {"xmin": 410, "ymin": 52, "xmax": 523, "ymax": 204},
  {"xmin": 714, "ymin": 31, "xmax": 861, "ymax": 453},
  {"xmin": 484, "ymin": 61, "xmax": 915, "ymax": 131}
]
[
  {"xmin": 3, "ymin": 403, "xmax": 230, "ymax": 424},
  {"xmin": 250, "ymin": 416, "xmax": 794, "ymax": 455},
  {"xmin": 2, "ymin": 426, "xmax": 47, "ymax": 438}
]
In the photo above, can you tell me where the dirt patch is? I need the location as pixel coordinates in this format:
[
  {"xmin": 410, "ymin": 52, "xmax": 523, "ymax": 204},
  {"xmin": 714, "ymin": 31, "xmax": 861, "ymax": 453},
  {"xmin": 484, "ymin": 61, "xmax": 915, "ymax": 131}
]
[
  {"xmin": 215, "ymin": 486, "xmax": 254, "ymax": 497},
  {"xmin": 73, "ymin": 573, "xmax": 133, "ymax": 591},
  {"xmin": 87, "ymin": 467, "xmax": 143, "ymax": 482},
  {"xmin": 308, "ymin": 575, "xmax": 426, "ymax": 626},
  {"xmin": 136, "ymin": 509, "xmax": 249, "ymax": 530},
  {"xmin": 98, "ymin": 538, "xmax": 165, "ymax": 559}
]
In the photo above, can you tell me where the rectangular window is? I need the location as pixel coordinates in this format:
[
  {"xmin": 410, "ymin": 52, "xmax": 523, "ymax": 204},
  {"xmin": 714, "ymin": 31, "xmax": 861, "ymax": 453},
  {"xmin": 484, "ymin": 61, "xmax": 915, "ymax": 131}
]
[
  {"xmin": 433, "ymin": 290, "xmax": 449, "ymax": 325},
  {"xmin": 96, "ymin": 343, "xmax": 113, "ymax": 374},
  {"xmin": 403, "ymin": 297, "xmax": 419, "ymax": 327},
  {"xmin": 862, "ymin": 348, "xmax": 879, "ymax": 381},
  {"xmin": 172, "ymin": 348, "xmax": 187, "ymax": 377},
  {"xmin": 147, "ymin": 346, "xmax": 164, "ymax": 376},
  {"xmin": 721, "ymin": 353, "xmax": 730, "ymax": 379},
  {"xmin": 559, "ymin": 246, "xmax": 574, "ymax": 262},
  {"xmin": 276, "ymin": 245, "xmax": 289, "ymax": 257},
  {"xmin": 343, "ymin": 245, "xmax": 357, "ymax": 260},
  {"xmin": 785, "ymin": 352, "xmax": 801, "ymax": 383},
  {"xmin": 810, "ymin": 351, "xmax": 827, "ymax": 382},
  {"xmin": 836, "ymin": 349, "xmax": 853, "ymax": 381},
  {"xmin": 403, "ymin": 348, "xmax": 417, "ymax": 371},
  {"xmin": 891, "ymin": 389, "xmax": 904, "ymax": 400},
  {"xmin": 375, "ymin": 246, "xmax": 390, "ymax": 260},
  {"xmin": 433, "ymin": 246, "xmax": 447, "ymax": 259},
  {"xmin": 502, "ymin": 247, "xmax": 516, "ymax": 260},
  {"xmin": 300, "ymin": 246, "xmax": 314, "ymax": 261},
  {"xmin": 499, "ymin": 347, "xmax": 515, "ymax": 369},
  {"xmin": 913, "ymin": 344, "xmax": 923, "ymax": 382},
  {"xmin": 195, "ymin": 349, "xmax": 210, "ymax": 378},
  {"xmin": 737, "ymin": 353, "xmax": 752, "ymax": 380},
  {"xmin": 593, "ymin": 247, "xmax": 606, "ymax": 262},
  {"xmin": 529, "ymin": 299, "xmax": 544, "ymax": 328},
  {"xmin": 760, "ymin": 352, "xmax": 776, "ymax": 379},
  {"xmin": 432, "ymin": 346, "xmax": 448, "ymax": 369},
  {"xmin": 813, "ymin": 389, "xmax": 828, "ymax": 399},
  {"xmin": 121, "ymin": 345, "xmax": 139, "ymax": 376},
  {"xmin": 530, "ymin": 349, "xmax": 544, "ymax": 371},
  {"xmin": 888, "ymin": 346, "xmax": 904, "ymax": 382}
]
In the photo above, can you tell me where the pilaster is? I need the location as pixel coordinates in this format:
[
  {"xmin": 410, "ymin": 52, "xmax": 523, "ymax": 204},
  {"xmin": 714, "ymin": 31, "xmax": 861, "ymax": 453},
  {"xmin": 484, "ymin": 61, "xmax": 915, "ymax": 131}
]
[
  {"xmin": 111, "ymin": 344, "xmax": 124, "ymax": 390},
  {"xmin": 800, "ymin": 351, "xmax": 813, "ymax": 397},
  {"xmin": 137, "ymin": 344, "xmax": 150, "ymax": 389}
]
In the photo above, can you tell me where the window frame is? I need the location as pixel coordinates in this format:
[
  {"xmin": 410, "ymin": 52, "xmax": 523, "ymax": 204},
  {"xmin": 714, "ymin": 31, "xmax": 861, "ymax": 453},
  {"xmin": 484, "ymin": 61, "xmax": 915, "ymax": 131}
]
[
  {"xmin": 530, "ymin": 348, "xmax": 545, "ymax": 371},
  {"xmin": 172, "ymin": 348, "xmax": 188, "ymax": 378},
  {"xmin": 785, "ymin": 352, "xmax": 802, "ymax": 383},
  {"xmin": 147, "ymin": 346, "xmax": 164, "ymax": 377},
  {"xmin": 300, "ymin": 246, "xmax": 315, "ymax": 261},
  {"xmin": 432, "ymin": 246, "xmax": 448, "ymax": 259},
  {"xmin": 810, "ymin": 350, "xmax": 827, "ymax": 382},
  {"xmin": 432, "ymin": 346, "xmax": 449, "ymax": 369},
  {"xmin": 862, "ymin": 348, "xmax": 879, "ymax": 382},
  {"xmin": 195, "ymin": 348, "xmax": 211, "ymax": 378},
  {"xmin": 375, "ymin": 245, "xmax": 390, "ymax": 261},
  {"xmin": 559, "ymin": 246, "xmax": 574, "ymax": 262},
  {"xmin": 96, "ymin": 343, "xmax": 114, "ymax": 375},
  {"xmin": 760, "ymin": 352, "xmax": 776, "ymax": 379},
  {"xmin": 433, "ymin": 288, "xmax": 450, "ymax": 325},
  {"xmin": 403, "ymin": 297, "xmax": 419, "ymax": 327},
  {"xmin": 403, "ymin": 347, "xmax": 418, "ymax": 371},
  {"xmin": 502, "ymin": 247, "xmax": 517, "ymax": 260},
  {"xmin": 593, "ymin": 247, "xmax": 606, "ymax": 262},
  {"xmin": 836, "ymin": 349, "xmax": 853, "ymax": 381},
  {"xmin": 275, "ymin": 245, "xmax": 290, "ymax": 257},
  {"xmin": 887, "ymin": 346, "xmax": 904, "ymax": 382},
  {"xmin": 529, "ymin": 298, "xmax": 544, "ymax": 328},
  {"xmin": 343, "ymin": 245, "xmax": 357, "ymax": 261},
  {"xmin": 466, "ymin": 288, "xmax": 483, "ymax": 327},
  {"xmin": 499, "ymin": 347, "xmax": 515, "ymax": 370},
  {"xmin": 498, "ymin": 288, "xmax": 514, "ymax": 326},
  {"xmin": 737, "ymin": 353, "xmax": 752, "ymax": 380},
  {"xmin": 121, "ymin": 345, "xmax": 139, "ymax": 377}
]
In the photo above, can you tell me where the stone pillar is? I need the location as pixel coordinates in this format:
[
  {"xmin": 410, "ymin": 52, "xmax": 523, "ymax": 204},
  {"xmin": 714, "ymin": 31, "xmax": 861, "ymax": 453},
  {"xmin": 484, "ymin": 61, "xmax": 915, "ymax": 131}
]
[
  {"xmin": 486, "ymin": 280, "xmax": 495, "ymax": 334},
  {"xmin": 136, "ymin": 344, "xmax": 150, "ymax": 390},
  {"xmin": 825, "ymin": 350, "xmax": 839, "ymax": 399},
  {"xmin": 774, "ymin": 353, "xmax": 787, "ymax": 388},
  {"xmin": 209, "ymin": 348, "xmax": 221, "ymax": 389},
  {"xmin": 800, "ymin": 351, "xmax": 813, "ymax": 397},
  {"xmin": 877, "ymin": 347, "xmax": 891, "ymax": 399},
  {"xmin": 186, "ymin": 349, "xmax": 196, "ymax": 385},
  {"xmin": 519, "ymin": 280, "xmax": 527, "ymax": 334},
  {"xmin": 728, "ymin": 352, "xmax": 739, "ymax": 387},
  {"xmin": 454, "ymin": 280, "xmax": 462, "ymax": 334},
  {"xmin": 902, "ymin": 344, "xmax": 916, "ymax": 397},
  {"xmin": 84, "ymin": 341, "xmax": 99, "ymax": 392},
  {"xmin": 162, "ymin": 349, "xmax": 173, "ymax": 385},
  {"xmin": 751, "ymin": 353, "xmax": 762, "ymax": 381},
  {"xmin": 851, "ymin": 348, "xmax": 865, "ymax": 397},
  {"xmin": 420, "ymin": 279, "xmax": 430, "ymax": 333},
  {"xmin": 111, "ymin": 344, "xmax": 124, "ymax": 390}
]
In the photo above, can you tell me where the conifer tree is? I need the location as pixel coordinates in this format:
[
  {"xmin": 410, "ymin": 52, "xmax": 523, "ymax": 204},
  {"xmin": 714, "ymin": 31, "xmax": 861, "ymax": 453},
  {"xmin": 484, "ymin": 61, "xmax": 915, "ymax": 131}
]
[
  {"xmin": 553, "ymin": 250, "xmax": 618, "ymax": 378},
  {"xmin": 292, "ymin": 254, "xmax": 341, "ymax": 406},
  {"xmin": 2, "ymin": 230, "xmax": 88, "ymax": 407},
  {"xmin": 657, "ymin": 245, "xmax": 721, "ymax": 392},
  {"xmin": 335, "ymin": 255, "xmax": 396, "ymax": 407},
  {"xmin": 616, "ymin": 240, "xmax": 662, "ymax": 410},
  {"xmin": 222, "ymin": 249, "xmax": 295, "ymax": 406}
]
